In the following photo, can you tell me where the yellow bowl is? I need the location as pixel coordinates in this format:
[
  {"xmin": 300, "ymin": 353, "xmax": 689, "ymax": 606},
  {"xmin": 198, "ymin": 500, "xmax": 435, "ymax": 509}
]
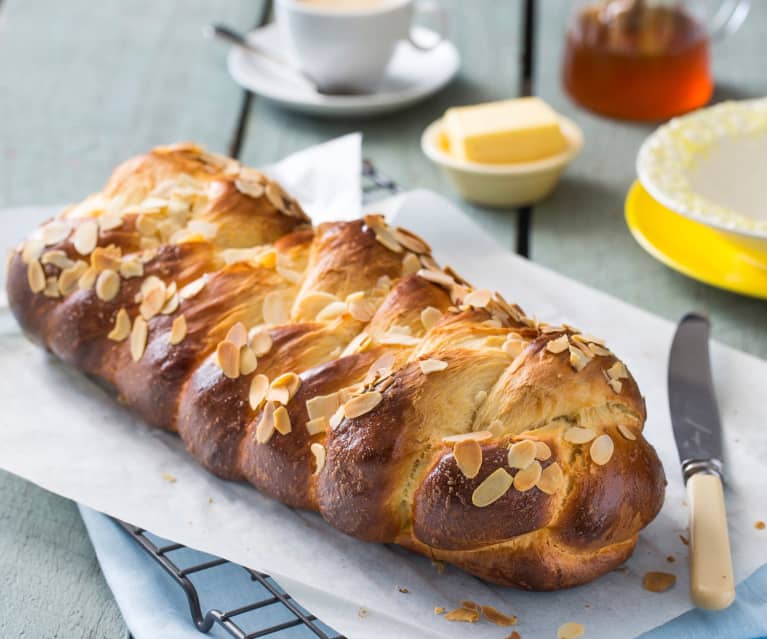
[{"xmin": 420, "ymin": 115, "xmax": 583, "ymax": 208}]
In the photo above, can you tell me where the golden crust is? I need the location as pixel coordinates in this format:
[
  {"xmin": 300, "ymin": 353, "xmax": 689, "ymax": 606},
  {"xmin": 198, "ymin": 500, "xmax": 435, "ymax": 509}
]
[{"xmin": 6, "ymin": 144, "xmax": 665, "ymax": 589}]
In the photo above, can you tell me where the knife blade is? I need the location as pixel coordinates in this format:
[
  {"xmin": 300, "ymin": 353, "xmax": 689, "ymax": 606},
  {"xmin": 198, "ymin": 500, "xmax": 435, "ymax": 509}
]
[{"xmin": 668, "ymin": 312, "xmax": 734, "ymax": 610}]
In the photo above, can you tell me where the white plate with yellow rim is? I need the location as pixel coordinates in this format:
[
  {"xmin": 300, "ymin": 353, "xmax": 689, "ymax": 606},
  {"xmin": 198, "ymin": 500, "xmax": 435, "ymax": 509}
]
[
  {"xmin": 637, "ymin": 98, "xmax": 767, "ymax": 265},
  {"xmin": 421, "ymin": 116, "xmax": 583, "ymax": 208}
]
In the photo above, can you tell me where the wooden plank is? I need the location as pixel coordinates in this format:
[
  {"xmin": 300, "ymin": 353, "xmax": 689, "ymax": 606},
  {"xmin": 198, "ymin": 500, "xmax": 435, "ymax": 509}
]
[
  {"xmin": 0, "ymin": 2, "xmax": 263, "ymax": 637},
  {"xmin": 0, "ymin": 0, "xmax": 261, "ymax": 207},
  {"xmin": 238, "ymin": 0, "xmax": 522, "ymax": 252},
  {"xmin": 0, "ymin": 471, "xmax": 126, "ymax": 638},
  {"xmin": 532, "ymin": 0, "xmax": 767, "ymax": 358}
]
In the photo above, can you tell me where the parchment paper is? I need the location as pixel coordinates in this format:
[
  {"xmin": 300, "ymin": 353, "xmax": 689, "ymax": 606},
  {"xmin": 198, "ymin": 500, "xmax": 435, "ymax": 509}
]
[{"xmin": 1, "ymin": 138, "xmax": 766, "ymax": 638}]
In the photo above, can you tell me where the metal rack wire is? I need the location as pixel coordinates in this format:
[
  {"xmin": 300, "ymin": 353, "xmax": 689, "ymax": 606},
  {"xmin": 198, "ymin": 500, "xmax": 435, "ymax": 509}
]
[{"xmin": 115, "ymin": 160, "xmax": 400, "ymax": 639}]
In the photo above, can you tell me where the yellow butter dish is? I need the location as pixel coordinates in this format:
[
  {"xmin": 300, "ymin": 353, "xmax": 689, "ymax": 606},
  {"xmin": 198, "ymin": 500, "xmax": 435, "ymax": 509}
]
[{"xmin": 421, "ymin": 100, "xmax": 582, "ymax": 208}]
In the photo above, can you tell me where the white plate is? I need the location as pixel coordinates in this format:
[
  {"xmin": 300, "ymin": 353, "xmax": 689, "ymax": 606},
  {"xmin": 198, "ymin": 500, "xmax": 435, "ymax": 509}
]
[
  {"xmin": 227, "ymin": 23, "xmax": 460, "ymax": 118},
  {"xmin": 636, "ymin": 98, "xmax": 767, "ymax": 257}
]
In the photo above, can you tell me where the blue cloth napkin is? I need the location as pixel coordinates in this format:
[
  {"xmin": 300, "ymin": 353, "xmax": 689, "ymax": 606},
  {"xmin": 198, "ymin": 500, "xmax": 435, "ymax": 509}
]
[{"xmin": 79, "ymin": 506, "xmax": 767, "ymax": 639}]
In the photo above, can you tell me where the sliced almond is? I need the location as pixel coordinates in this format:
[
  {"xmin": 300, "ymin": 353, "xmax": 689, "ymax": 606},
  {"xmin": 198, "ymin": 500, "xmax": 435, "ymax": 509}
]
[
  {"xmin": 310, "ymin": 442, "xmax": 326, "ymax": 475},
  {"xmin": 569, "ymin": 344, "xmax": 590, "ymax": 372},
  {"xmin": 419, "ymin": 358, "xmax": 448, "ymax": 375},
  {"xmin": 161, "ymin": 293, "xmax": 179, "ymax": 315},
  {"xmin": 41, "ymin": 250, "xmax": 74, "ymax": 269},
  {"xmin": 119, "ymin": 256, "xmax": 144, "ymax": 279},
  {"xmin": 564, "ymin": 426, "xmax": 596, "ymax": 444},
  {"xmin": 537, "ymin": 461, "xmax": 564, "ymax": 495},
  {"xmin": 41, "ymin": 221, "xmax": 71, "ymax": 246},
  {"xmin": 589, "ymin": 343, "xmax": 612, "ymax": 357},
  {"xmin": 454, "ymin": 439, "xmax": 482, "ymax": 479},
  {"xmin": 417, "ymin": 268, "xmax": 455, "ymax": 289},
  {"xmin": 472, "ymin": 468, "xmax": 513, "ymax": 507},
  {"xmin": 463, "ymin": 288, "xmax": 492, "ymax": 308},
  {"xmin": 513, "ymin": 459, "xmax": 542, "ymax": 491},
  {"xmin": 140, "ymin": 285, "xmax": 165, "ymax": 320},
  {"xmin": 306, "ymin": 415, "xmax": 329, "ymax": 436},
  {"xmin": 316, "ymin": 301, "xmax": 348, "ymax": 321},
  {"xmin": 273, "ymin": 405, "xmax": 292, "ymax": 435},
  {"xmin": 299, "ymin": 291, "xmax": 338, "ymax": 319},
  {"xmin": 267, "ymin": 372, "xmax": 301, "ymax": 405},
  {"xmin": 642, "ymin": 571, "xmax": 676, "ymax": 593},
  {"xmin": 402, "ymin": 252, "xmax": 421, "ymax": 276},
  {"xmin": 420, "ymin": 306, "xmax": 442, "ymax": 330},
  {"xmin": 265, "ymin": 181, "xmax": 285, "ymax": 211},
  {"xmin": 95, "ymin": 269, "xmax": 120, "ymax": 302},
  {"xmin": 263, "ymin": 290, "xmax": 292, "ymax": 325},
  {"xmin": 608, "ymin": 378, "xmax": 623, "ymax": 394},
  {"xmin": 442, "ymin": 431, "xmax": 492, "ymax": 444},
  {"xmin": 130, "ymin": 316, "xmax": 148, "ymax": 362},
  {"xmin": 21, "ymin": 238, "xmax": 44, "ymax": 264},
  {"xmin": 235, "ymin": 178, "xmax": 265, "ymax": 199},
  {"xmin": 343, "ymin": 391, "xmax": 382, "ymax": 419},
  {"xmin": 108, "ymin": 308, "xmax": 132, "ymax": 341},
  {"xmin": 169, "ymin": 315, "xmax": 187, "ymax": 345},
  {"xmin": 306, "ymin": 392, "xmax": 341, "ymax": 421},
  {"xmin": 394, "ymin": 228, "xmax": 430, "ymax": 254},
  {"xmin": 72, "ymin": 220, "xmax": 99, "ymax": 256},
  {"xmin": 557, "ymin": 622, "xmax": 585, "ymax": 639},
  {"xmin": 225, "ymin": 322, "xmax": 248, "ymax": 348},
  {"xmin": 546, "ymin": 334, "xmax": 570, "ymax": 354},
  {"xmin": 617, "ymin": 424, "xmax": 637, "ymax": 441},
  {"xmin": 255, "ymin": 401, "xmax": 276, "ymax": 444},
  {"xmin": 329, "ymin": 405, "xmax": 345, "ymax": 430},
  {"xmin": 179, "ymin": 276, "xmax": 206, "ymax": 300},
  {"xmin": 239, "ymin": 347, "xmax": 258, "ymax": 375},
  {"xmin": 347, "ymin": 296, "xmax": 377, "ymax": 322},
  {"xmin": 590, "ymin": 434, "xmax": 614, "ymax": 465},
  {"xmin": 216, "ymin": 341, "xmax": 240, "ymax": 379},
  {"xmin": 27, "ymin": 260, "xmax": 46, "ymax": 293},
  {"xmin": 90, "ymin": 245, "xmax": 122, "ymax": 272},
  {"xmin": 534, "ymin": 441, "xmax": 552, "ymax": 460},
  {"xmin": 43, "ymin": 276, "xmax": 60, "ymax": 298},
  {"xmin": 507, "ymin": 439, "xmax": 537, "ymax": 469},
  {"xmin": 607, "ymin": 361, "xmax": 628, "ymax": 380},
  {"xmin": 78, "ymin": 266, "xmax": 97, "ymax": 291},
  {"xmin": 248, "ymin": 374, "xmax": 270, "ymax": 411},
  {"xmin": 377, "ymin": 329, "xmax": 420, "ymax": 346},
  {"xmin": 58, "ymin": 260, "xmax": 88, "ymax": 295},
  {"xmin": 480, "ymin": 605, "xmax": 517, "ymax": 627},
  {"xmin": 502, "ymin": 335, "xmax": 527, "ymax": 358},
  {"xmin": 373, "ymin": 226, "xmax": 403, "ymax": 253},
  {"xmin": 249, "ymin": 328, "xmax": 273, "ymax": 356}
]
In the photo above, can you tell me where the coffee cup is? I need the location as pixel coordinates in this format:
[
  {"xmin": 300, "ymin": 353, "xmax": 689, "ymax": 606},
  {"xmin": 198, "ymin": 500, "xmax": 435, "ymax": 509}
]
[{"xmin": 275, "ymin": 0, "xmax": 447, "ymax": 94}]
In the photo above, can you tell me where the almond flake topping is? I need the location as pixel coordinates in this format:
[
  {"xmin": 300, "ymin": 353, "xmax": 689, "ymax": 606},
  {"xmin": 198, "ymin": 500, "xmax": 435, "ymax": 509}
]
[
  {"xmin": 262, "ymin": 290, "xmax": 292, "ymax": 325},
  {"xmin": 546, "ymin": 335, "xmax": 570, "ymax": 354},
  {"xmin": 329, "ymin": 406, "xmax": 345, "ymax": 430},
  {"xmin": 502, "ymin": 335, "xmax": 527, "ymax": 358},
  {"xmin": 420, "ymin": 306, "xmax": 442, "ymax": 330},
  {"xmin": 179, "ymin": 277, "xmax": 206, "ymax": 300},
  {"xmin": 316, "ymin": 301, "xmax": 348, "ymax": 321},
  {"xmin": 58, "ymin": 261, "xmax": 88, "ymax": 295},
  {"xmin": 234, "ymin": 178, "xmax": 265, "ymax": 199},
  {"xmin": 130, "ymin": 316, "xmax": 148, "ymax": 362},
  {"xmin": 608, "ymin": 378, "xmax": 623, "ymax": 394},
  {"xmin": 120, "ymin": 257, "xmax": 144, "ymax": 279},
  {"xmin": 77, "ymin": 266, "xmax": 97, "ymax": 291},
  {"xmin": 472, "ymin": 468, "xmax": 514, "ymax": 508},
  {"xmin": 343, "ymin": 391, "xmax": 382, "ymax": 419},
  {"xmin": 310, "ymin": 443, "xmax": 326, "ymax": 475},
  {"xmin": 569, "ymin": 344, "xmax": 591, "ymax": 371},
  {"xmin": 108, "ymin": 308, "xmax": 132, "ymax": 341},
  {"xmin": 394, "ymin": 228, "xmax": 430, "ymax": 254},
  {"xmin": 617, "ymin": 424, "xmax": 637, "ymax": 440},
  {"xmin": 248, "ymin": 329, "xmax": 273, "ymax": 356},
  {"xmin": 590, "ymin": 434, "xmax": 614, "ymax": 465},
  {"xmin": 91, "ymin": 246, "xmax": 122, "ymax": 273},
  {"xmin": 534, "ymin": 441, "xmax": 552, "ymax": 460},
  {"xmin": 564, "ymin": 426, "xmax": 597, "ymax": 444},
  {"xmin": 73, "ymin": 220, "xmax": 99, "ymax": 256},
  {"xmin": 454, "ymin": 439, "xmax": 482, "ymax": 479},
  {"xmin": 299, "ymin": 291, "xmax": 338, "ymax": 319},
  {"xmin": 21, "ymin": 238, "xmax": 44, "ymax": 264},
  {"xmin": 607, "ymin": 361, "xmax": 628, "ymax": 380},
  {"xmin": 140, "ymin": 285, "xmax": 165, "ymax": 320},
  {"xmin": 419, "ymin": 359, "xmax": 448, "ymax": 375},
  {"xmin": 27, "ymin": 260, "xmax": 46, "ymax": 293},
  {"xmin": 169, "ymin": 315, "xmax": 187, "ymax": 345},
  {"xmin": 273, "ymin": 405, "xmax": 292, "ymax": 435},
  {"xmin": 417, "ymin": 268, "xmax": 455, "ymax": 289},
  {"xmin": 306, "ymin": 416, "xmax": 329, "ymax": 436},
  {"xmin": 442, "ymin": 430, "xmax": 493, "ymax": 444},
  {"xmin": 239, "ymin": 347, "xmax": 258, "ymax": 375},
  {"xmin": 537, "ymin": 461, "xmax": 564, "ymax": 494},
  {"xmin": 255, "ymin": 401, "xmax": 276, "ymax": 444},
  {"xmin": 557, "ymin": 622, "xmax": 585, "ymax": 639},
  {"xmin": 225, "ymin": 322, "xmax": 248, "ymax": 348},
  {"xmin": 402, "ymin": 252, "xmax": 421, "ymax": 276},
  {"xmin": 41, "ymin": 221, "xmax": 71, "ymax": 246},
  {"xmin": 507, "ymin": 440, "xmax": 537, "ymax": 469},
  {"xmin": 265, "ymin": 182, "xmax": 286, "ymax": 211},
  {"xmin": 347, "ymin": 295, "xmax": 377, "ymax": 322},
  {"xmin": 161, "ymin": 293, "xmax": 179, "ymax": 315},
  {"xmin": 248, "ymin": 374, "xmax": 270, "ymax": 411},
  {"xmin": 41, "ymin": 250, "xmax": 74, "ymax": 270},
  {"xmin": 43, "ymin": 277, "xmax": 60, "ymax": 298},
  {"xmin": 95, "ymin": 269, "xmax": 120, "ymax": 302},
  {"xmin": 216, "ymin": 341, "xmax": 240, "ymax": 379},
  {"xmin": 306, "ymin": 393, "xmax": 341, "ymax": 419},
  {"xmin": 463, "ymin": 288, "xmax": 492, "ymax": 308},
  {"xmin": 589, "ymin": 343, "xmax": 612, "ymax": 357},
  {"xmin": 513, "ymin": 459, "xmax": 542, "ymax": 491},
  {"xmin": 268, "ymin": 372, "xmax": 301, "ymax": 405}
]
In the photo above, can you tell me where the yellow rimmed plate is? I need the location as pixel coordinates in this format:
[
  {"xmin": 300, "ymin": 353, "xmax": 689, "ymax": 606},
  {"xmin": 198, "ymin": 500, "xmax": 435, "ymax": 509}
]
[{"xmin": 625, "ymin": 181, "xmax": 767, "ymax": 300}]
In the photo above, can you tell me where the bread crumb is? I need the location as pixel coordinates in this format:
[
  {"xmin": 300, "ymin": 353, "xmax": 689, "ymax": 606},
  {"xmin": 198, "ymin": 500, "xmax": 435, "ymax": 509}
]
[
  {"xmin": 505, "ymin": 632, "xmax": 521, "ymax": 639},
  {"xmin": 208, "ymin": 497, "xmax": 213, "ymax": 504},
  {"xmin": 397, "ymin": 586, "xmax": 409, "ymax": 594},
  {"xmin": 557, "ymin": 621, "xmax": 585, "ymax": 639},
  {"xmin": 431, "ymin": 559, "xmax": 445, "ymax": 574},
  {"xmin": 481, "ymin": 604, "xmax": 517, "ymax": 627},
  {"xmin": 666, "ymin": 555, "xmax": 675, "ymax": 563},
  {"xmin": 756, "ymin": 520, "xmax": 766, "ymax": 530},
  {"xmin": 434, "ymin": 607, "xmax": 445, "ymax": 615},
  {"xmin": 679, "ymin": 534, "xmax": 689, "ymax": 546},
  {"xmin": 161, "ymin": 473, "xmax": 176, "ymax": 483},
  {"xmin": 358, "ymin": 607, "xmax": 368, "ymax": 618},
  {"xmin": 460, "ymin": 599, "xmax": 480, "ymax": 612},
  {"xmin": 643, "ymin": 571, "xmax": 676, "ymax": 593},
  {"xmin": 444, "ymin": 607, "xmax": 479, "ymax": 623}
]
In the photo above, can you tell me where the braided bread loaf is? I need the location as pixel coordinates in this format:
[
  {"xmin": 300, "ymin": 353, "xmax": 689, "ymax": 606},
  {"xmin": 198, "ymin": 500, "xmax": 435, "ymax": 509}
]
[{"xmin": 6, "ymin": 143, "xmax": 665, "ymax": 590}]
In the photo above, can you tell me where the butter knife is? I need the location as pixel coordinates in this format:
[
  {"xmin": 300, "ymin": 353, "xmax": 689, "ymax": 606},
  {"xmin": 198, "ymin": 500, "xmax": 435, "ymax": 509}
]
[{"xmin": 669, "ymin": 312, "xmax": 735, "ymax": 610}]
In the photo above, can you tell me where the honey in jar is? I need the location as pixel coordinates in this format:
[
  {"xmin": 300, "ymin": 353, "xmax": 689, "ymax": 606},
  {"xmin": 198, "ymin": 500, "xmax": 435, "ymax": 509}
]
[{"xmin": 562, "ymin": 1, "xmax": 712, "ymax": 121}]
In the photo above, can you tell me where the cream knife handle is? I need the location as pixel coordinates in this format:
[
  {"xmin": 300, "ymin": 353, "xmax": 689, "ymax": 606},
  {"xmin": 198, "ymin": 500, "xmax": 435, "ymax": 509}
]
[{"xmin": 687, "ymin": 472, "xmax": 735, "ymax": 610}]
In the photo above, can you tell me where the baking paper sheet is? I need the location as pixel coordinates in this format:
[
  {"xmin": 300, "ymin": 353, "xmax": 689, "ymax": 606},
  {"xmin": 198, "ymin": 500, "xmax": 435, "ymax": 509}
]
[{"xmin": 1, "ymin": 138, "xmax": 766, "ymax": 638}]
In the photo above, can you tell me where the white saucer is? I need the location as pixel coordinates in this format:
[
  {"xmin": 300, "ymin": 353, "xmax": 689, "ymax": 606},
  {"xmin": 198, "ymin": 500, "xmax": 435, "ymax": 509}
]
[{"xmin": 227, "ymin": 23, "xmax": 460, "ymax": 118}]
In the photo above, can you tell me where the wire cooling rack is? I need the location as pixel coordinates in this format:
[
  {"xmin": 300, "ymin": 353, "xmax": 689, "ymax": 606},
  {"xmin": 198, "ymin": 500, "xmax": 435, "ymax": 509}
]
[{"xmin": 115, "ymin": 160, "xmax": 399, "ymax": 639}]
